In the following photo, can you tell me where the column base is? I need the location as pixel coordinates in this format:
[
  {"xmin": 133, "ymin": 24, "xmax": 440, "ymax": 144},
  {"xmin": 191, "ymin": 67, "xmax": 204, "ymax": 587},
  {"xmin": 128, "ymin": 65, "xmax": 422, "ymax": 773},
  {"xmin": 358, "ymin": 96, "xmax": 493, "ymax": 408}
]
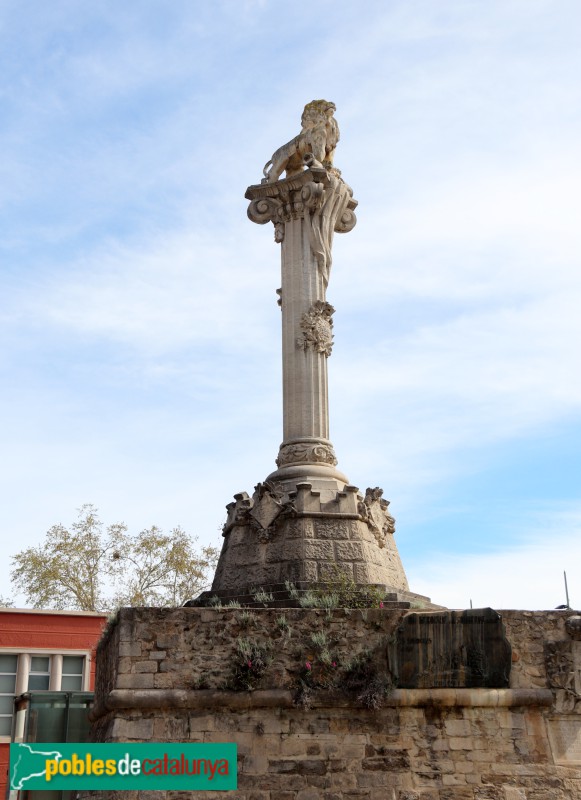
[{"xmin": 270, "ymin": 437, "xmax": 348, "ymax": 499}]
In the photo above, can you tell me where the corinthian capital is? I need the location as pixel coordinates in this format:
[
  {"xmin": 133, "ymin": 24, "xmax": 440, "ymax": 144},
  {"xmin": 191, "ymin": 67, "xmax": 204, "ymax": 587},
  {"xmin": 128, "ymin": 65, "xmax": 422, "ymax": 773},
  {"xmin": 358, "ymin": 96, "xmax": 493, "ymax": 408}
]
[{"xmin": 246, "ymin": 167, "xmax": 358, "ymax": 285}]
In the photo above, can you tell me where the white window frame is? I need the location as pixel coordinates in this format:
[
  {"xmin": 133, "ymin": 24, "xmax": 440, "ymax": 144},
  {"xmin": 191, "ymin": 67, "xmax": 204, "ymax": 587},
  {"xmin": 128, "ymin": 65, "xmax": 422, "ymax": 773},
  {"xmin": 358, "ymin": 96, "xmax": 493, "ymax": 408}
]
[
  {"xmin": 0, "ymin": 649, "xmax": 92, "ymax": 743},
  {"xmin": 0, "ymin": 653, "xmax": 18, "ymax": 739}
]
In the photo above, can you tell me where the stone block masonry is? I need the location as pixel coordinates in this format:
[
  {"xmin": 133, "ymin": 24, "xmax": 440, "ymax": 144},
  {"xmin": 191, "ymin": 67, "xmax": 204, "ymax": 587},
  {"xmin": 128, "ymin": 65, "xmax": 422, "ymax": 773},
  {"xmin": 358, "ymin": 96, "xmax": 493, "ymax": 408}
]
[
  {"xmin": 209, "ymin": 498, "xmax": 412, "ymax": 603},
  {"xmin": 83, "ymin": 607, "xmax": 581, "ymax": 799}
]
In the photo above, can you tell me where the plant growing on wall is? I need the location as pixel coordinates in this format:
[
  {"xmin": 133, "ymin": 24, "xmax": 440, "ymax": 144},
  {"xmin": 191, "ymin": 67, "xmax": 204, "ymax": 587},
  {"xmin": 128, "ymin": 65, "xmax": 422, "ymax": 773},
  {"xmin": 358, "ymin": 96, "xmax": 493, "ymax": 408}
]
[
  {"xmin": 285, "ymin": 572, "xmax": 389, "ymax": 611},
  {"xmin": 294, "ymin": 630, "xmax": 340, "ymax": 708},
  {"xmin": 230, "ymin": 637, "xmax": 272, "ymax": 691},
  {"xmin": 341, "ymin": 649, "xmax": 393, "ymax": 709}
]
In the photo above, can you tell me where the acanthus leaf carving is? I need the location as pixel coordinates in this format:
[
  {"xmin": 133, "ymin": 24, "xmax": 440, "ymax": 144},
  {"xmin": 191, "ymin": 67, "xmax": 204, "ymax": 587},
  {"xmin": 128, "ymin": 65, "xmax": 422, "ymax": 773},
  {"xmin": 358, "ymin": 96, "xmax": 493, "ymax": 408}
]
[
  {"xmin": 276, "ymin": 440, "xmax": 338, "ymax": 468},
  {"xmin": 303, "ymin": 173, "xmax": 355, "ymax": 287}
]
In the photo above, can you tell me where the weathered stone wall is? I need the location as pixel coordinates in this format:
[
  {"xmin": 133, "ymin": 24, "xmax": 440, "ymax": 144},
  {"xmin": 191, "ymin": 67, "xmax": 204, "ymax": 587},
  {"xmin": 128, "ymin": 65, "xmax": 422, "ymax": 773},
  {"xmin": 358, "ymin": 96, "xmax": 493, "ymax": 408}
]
[{"xmin": 86, "ymin": 607, "xmax": 581, "ymax": 799}]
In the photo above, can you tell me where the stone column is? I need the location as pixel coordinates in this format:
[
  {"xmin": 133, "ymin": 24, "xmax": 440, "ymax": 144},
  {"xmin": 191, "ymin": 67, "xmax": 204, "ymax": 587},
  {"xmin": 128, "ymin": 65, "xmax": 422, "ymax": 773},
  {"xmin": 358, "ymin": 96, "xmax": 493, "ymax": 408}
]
[
  {"xmin": 49, "ymin": 654, "xmax": 63, "ymax": 691},
  {"xmin": 246, "ymin": 166, "xmax": 357, "ymax": 495},
  {"xmin": 207, "ymin": 102, "xmax": 410, "ymax": 600}
]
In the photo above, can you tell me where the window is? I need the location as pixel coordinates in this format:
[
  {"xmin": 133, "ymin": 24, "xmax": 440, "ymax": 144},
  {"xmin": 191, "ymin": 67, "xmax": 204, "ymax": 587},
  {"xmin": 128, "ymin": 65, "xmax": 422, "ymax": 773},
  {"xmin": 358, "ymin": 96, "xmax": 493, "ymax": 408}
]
[
  {"xmin": 61, "ymin": 656, "xmax": 84, "ymax": 690},
  {"xmin": 0, "ymin": 654, "xmax": 18, "ymax": 736},
  {"xmin": 0, "ymin": 653, "xmax": 88, "ymax": 740},
  {"xmin": 28, "ymin": 656, "xmax": 50, "ymax": 690}
]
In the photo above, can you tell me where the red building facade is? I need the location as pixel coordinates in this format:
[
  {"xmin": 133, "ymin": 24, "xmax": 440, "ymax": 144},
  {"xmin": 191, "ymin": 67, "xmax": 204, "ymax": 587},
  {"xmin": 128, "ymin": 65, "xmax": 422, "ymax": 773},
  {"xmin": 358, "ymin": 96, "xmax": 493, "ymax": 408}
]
[{"xmin": 0, "ymin": 607, "xmax": 107, "ymax": 797}]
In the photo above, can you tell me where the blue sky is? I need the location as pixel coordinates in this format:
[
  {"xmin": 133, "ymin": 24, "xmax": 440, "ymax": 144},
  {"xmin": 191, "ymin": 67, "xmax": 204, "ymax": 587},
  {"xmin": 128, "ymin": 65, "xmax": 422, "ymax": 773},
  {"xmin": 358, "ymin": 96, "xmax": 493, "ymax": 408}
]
[{"xmin": 1, "ymin": 0, "xmax": 580, "ymax": 610}]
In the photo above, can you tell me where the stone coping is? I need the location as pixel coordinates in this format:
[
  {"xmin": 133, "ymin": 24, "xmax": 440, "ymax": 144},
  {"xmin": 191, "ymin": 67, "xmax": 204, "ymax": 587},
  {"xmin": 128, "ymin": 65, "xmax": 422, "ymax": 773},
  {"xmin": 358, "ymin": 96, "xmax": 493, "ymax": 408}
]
[{"xmin": 90, "ymin": 687, "xmax": 553, "ymax": 721}]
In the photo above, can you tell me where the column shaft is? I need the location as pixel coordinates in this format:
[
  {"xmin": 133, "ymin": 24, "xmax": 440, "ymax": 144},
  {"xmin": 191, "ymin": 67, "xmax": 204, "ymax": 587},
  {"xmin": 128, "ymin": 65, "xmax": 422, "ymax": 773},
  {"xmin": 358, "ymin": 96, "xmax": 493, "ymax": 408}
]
[{"xmin": 281, "ymin": 216, "xmax": 329, "ymax": 442}]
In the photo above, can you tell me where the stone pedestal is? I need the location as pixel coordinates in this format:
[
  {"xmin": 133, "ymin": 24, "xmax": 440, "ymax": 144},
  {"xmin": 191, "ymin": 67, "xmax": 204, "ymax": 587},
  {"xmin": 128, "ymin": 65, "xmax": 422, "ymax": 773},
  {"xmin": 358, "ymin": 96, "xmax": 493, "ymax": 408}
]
[
  {"xmin": 82, "ymin": 607, "xmax": 581, "ymax": 800},
  {"xmin": 209, "ymin": 483, "xmax": 410, "ymax": 602}
]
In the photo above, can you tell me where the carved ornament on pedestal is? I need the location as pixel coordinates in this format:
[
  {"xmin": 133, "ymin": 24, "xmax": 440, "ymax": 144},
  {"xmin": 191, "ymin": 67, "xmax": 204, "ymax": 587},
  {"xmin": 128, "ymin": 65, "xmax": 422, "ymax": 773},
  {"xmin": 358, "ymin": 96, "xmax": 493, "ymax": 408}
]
[
  {"xmin": 358, "ymin": 487, "xmax": 396, "ymax": 548},
  {"xmin": 545, "ymin": 637, "xmax": 581, "ymax": 712},
  {"xmin": 222, "ymin": 482, "xmax": 290, "ymax": 542},
  {"xmin": 249, "ymin": 481, "xmax": 286, "ymax": 541},
  {"xmin": 223, "ymin": 491, "xmax": 253, "ymax": 535}
]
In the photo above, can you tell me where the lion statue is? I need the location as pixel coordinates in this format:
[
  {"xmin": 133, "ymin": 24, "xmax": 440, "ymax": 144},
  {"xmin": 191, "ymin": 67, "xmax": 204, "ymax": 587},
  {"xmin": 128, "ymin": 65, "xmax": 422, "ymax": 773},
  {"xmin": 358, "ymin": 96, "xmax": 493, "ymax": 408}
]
[{"xmin": 262, "ymin": 100, "xmax": 340, "ymax": 184}]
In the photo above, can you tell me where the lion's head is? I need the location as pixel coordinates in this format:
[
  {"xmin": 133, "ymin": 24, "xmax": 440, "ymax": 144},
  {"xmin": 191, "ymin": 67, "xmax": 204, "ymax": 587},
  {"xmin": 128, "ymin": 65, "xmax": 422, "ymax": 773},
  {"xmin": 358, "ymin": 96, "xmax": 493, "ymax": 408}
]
[
  {"xmin": 301, "ymin": 99, "xmax": 335, "ymax": 128},
  {"xmin": 300, "ymin": 99, "xmax": 339, "ymax": 158}
]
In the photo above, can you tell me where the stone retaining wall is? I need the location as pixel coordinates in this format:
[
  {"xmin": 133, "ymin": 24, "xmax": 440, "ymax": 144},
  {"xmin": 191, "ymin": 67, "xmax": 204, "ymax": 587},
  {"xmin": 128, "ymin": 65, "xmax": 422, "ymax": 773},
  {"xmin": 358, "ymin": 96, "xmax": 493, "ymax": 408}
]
[{"xmin": 85, "ymin": 607, "xmax": 581, "ymax": 799}]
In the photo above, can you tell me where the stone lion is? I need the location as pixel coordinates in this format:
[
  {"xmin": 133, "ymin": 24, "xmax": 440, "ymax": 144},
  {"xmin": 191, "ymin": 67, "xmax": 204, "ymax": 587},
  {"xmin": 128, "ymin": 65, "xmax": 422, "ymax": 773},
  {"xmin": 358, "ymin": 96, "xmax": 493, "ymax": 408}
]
[{"xmin": 262, "ymin": 99, "xmax": 340, "ymax": 184}]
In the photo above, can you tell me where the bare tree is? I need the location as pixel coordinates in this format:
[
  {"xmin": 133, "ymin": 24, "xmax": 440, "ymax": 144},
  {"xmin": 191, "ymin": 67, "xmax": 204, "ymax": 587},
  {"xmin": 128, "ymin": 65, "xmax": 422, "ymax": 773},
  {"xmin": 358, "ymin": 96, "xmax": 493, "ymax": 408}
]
[{"xmin": 11, "ymin": 505, "xmax": 219, "ymax": 611}]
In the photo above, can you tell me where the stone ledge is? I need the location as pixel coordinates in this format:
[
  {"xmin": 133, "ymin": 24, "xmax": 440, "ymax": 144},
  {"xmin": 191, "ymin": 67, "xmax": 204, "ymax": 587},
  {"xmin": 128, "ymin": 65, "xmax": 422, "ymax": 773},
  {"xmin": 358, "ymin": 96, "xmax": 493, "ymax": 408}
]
[
  {"xmin": 90, "ymin": 687, "xmax": 554, "ymax": 721},
  {"xmin": 187, "ymin": 583, "xmax": 436, "ymax": 609}
]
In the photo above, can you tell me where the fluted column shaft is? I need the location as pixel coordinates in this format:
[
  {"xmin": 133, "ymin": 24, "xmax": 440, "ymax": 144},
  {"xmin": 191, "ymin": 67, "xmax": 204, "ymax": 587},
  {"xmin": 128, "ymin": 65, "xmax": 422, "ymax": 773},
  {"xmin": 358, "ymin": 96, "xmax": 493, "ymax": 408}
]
[
  {"xmin": 246, "ymin": 168, "xmax": 357, "ymax": 488},
  {"xmin": 281, "ymin": 215, "xmax": 329, "ymax": 442}
]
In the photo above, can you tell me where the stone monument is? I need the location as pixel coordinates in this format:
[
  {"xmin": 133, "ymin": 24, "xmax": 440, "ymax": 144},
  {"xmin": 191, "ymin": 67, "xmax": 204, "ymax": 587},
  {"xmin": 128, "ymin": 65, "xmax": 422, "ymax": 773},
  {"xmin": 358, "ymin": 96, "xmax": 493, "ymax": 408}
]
[
  {"xmin": 82, "ymin": 103, "xmax": 580, "ymax": 800},
  {"xmin": 206, "ymin": 101, "xmax": 424, "ymax": 605}
]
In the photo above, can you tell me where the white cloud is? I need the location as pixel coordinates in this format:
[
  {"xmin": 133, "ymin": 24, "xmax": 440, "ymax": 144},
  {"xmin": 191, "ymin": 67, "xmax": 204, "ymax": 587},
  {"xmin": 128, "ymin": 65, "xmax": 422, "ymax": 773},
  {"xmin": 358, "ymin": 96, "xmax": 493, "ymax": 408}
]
[
  {"xmin": 409, "ymin": 508, "xmax": 581, "ymax": 610},
  {"xmin": 1, "ymin": 0, "xmax": 581, "ymax": 610},
  {"xmin": 332, "ymin": 284, "xmax": 581, "ymax": 467},
  {"xmin": 23, "ymin": 226, "xmax": 278, "ymax": 356}
]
